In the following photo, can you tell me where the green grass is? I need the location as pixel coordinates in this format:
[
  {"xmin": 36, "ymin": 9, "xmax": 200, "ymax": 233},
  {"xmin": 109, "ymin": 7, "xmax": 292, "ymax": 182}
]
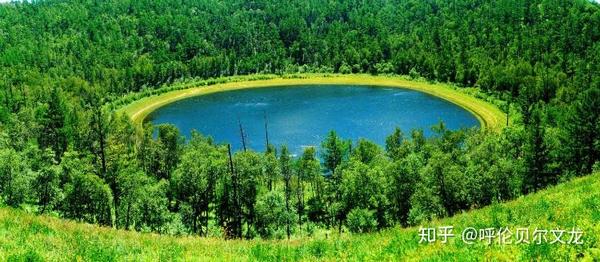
[
  {"xmin": 118, "ymin": 74, "xmax": 507, "ymax": 131},
  {"xmin": 1, "ymin": 172, "xmax": 598, "ymax": 261}
]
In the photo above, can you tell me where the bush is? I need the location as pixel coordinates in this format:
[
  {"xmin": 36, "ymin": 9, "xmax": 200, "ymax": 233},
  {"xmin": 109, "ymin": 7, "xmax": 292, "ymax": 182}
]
[
  {"xmin": 374, "ymin": 62, "xmax": 394, "ymax": 75},
  {"xmin": 255, "ymin": 191, "xmax": 295, "ymax": 238},
  {"xmin": 338, "ymin": 63, "xmax": 352, "ymax": 74},
  {"xmin": 409, "ymin": 67, "xmax": 421, "ymax": 79},
  {"xmin": 0, "ymin": 149, "xmax": 33, "ymax": 207},
  {"xmin": 346, "ymin": 208, "xmax": 377, "ymax": 233},
  {"xmin": 61, "ymin": 173, "xmax": 113, "ymax": 226}
]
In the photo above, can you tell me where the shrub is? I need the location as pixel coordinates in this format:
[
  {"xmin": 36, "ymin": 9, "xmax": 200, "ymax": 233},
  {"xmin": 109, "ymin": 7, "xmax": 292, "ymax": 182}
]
[
  {"xmin": 255, "ymin": 191, "xmax": 295, "ymax": 238},
  {"xmin": 338, "ymin": 63, "xmax": 352, "ymax": 74},
  {"xmin": 61, "ymin": 173, "xmax": 113, "ymax": 226},
  {"xmin": 346, "ymin": 208, "xmax": 377, "ymax": 233},
  {"xmin": 0, "ymin": 149, "xmax": 33, "ymax": 207}
]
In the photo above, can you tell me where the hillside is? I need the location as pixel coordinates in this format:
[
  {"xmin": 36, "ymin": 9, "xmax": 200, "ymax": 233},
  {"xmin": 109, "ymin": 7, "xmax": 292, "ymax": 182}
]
[
  {"xmin": 1, "ymin": 0, "xmax": 599, "ymax": 261},
  {"xmin": 1, "ymin": 172, "xmax": 598, "ymax": 261}
]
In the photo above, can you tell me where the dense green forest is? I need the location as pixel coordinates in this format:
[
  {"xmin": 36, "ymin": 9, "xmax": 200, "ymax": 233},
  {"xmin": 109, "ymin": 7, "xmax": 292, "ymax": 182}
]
[{"xmin": 0, "ymin": 0, "xmax": 599, "ymax": 239}]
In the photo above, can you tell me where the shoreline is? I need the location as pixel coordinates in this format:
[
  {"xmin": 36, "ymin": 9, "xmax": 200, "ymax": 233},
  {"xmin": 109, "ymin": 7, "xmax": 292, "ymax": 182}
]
[{"xmin": 119, "ymin": 74, "xmax": 506, "ymax": 131}]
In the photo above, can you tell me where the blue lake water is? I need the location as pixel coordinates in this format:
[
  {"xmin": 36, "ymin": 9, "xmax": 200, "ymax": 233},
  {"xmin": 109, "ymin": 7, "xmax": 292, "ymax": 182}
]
[{"xmin": 147, "ymin": 85, "xmax": 479, "ymax": 155}]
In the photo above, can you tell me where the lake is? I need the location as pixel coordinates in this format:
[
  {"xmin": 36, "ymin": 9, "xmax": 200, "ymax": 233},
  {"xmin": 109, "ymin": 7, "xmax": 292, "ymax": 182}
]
[{"xmin": 147, "ymin": 85, "xmax": 479, "ymax": 155}]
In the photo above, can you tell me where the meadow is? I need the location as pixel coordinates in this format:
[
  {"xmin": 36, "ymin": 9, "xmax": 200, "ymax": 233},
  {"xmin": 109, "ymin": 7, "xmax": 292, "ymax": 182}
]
[{"xmin": 1, "ymin": 172, "xmax": 597, "ymax": 261}]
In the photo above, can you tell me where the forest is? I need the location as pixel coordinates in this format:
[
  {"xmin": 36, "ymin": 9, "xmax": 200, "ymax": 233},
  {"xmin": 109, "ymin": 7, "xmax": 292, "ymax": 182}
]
[{"xmin": 0, "ymin": 0, "xmax": 599, "ymax": 240}]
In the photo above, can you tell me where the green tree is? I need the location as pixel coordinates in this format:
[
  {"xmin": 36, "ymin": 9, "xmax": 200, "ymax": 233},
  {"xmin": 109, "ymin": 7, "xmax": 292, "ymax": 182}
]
[
  {"xmin": 522, "ymin": 103, "xmax": 554, "ymax": 192},
  {"xmin": 563, "ymin": 86, "xmax": 600, "ymax": 175},
  {"xmin": 296, "ymin": 147, "xmax": 321, "ymax": 227},
  {"xmin": 321, "ymin": 131, "xmax": 349, "ymax": 175},
  {"xmin": 173, "ymin": 133, "xmax": 226, "ymax": 236},
  {"xmin": 234, "ymin": 150, "xmax": 264, "ymax": 239},
  {"xmin": 34, "ymin": 156, "xmax": 62, "ymax": 213},
  {"xmin": 136, "ymin": 180, "xmax": 171, "ymax": 233},
  {"xmin": 156, "ymin": 124, "xmax": 184, "ymax": 180},
  {"xmin": 106, "ymin": 112, "xmax": 138, "ymax": 226},
  {"xmin": 279, "ymin": 145, "xmax": 293, "ymax": 239},
  {"xmin": 410, "ymin": 151, "xmax": 468, "ymax": 223},
  {"xmin": 352, "ymin": 138, "xmax": 384, "ymax": 165},
  {"xmin": 116, "ymin": 168, "xmax": 149, "ymax": 230},
  {"xmin": 38, "ymin": 87, "xmax": 68, "ymax": 160},
  {"xmin": 62, "ymin": 173, "xmax": 113, "ymax": 226},
  {"xmin": 255, "ymin": 191, "xmax": 295, "ymax": 239},
  {"xmin": 385, "ymin": 154, "xmax": 421, "ymax": 226},
  {"xmin": 0, "ymin": 148, "xmax": 32, "ymax": 207},
  {"xmin": 346, "ymin": 208, "xmax": 378, "ymax": 233},
  {"xmin": 263, "ymin": 144, "xmax": 279, "ymax": 191},
  {"xmin": 385, "ymin": 127, "xmax": 409, "ymax": 161},
  {"xmin": 338, "ymin": 159, "xmax": 387, "ymax": 229}
]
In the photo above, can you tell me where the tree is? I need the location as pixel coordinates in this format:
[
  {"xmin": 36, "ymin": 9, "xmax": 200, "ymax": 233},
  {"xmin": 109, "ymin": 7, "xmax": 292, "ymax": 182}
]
[
  {"xmin": 263, "ymin": 144, "xmax": 279, "ymax": 191},
  {"xmin": 234, "ymin": 150, "xmax": 264, "ymax": 239},
  {"xmin": 321, "ymin": 131, "xmax": 349, "ymax": 175},
  {"xmin": 321, "ymin": 131, "xmax": 353, "ymax": 231},
  {"xmin": 255, "ymin": 191, "xmax": 295, "ymax": 239},
  {"xmin": 338, "ymin": 159, "xmax": 387, "ymax": 230},
  {"xmin": 463, "ymin": 131, "xmax": 523, "ymax": 206},
  {"xmin": 137, "ymin": 123, "xmax": 162, "ymax": 177},
  {"xmin": 38, "ymin": 87, "xmax": 67, "ymax": 161},
  {"xmin": 0, "ymin": 148, "xmax": 33, "ymax": 207},
  {"xmin": 136, "ymin": 180, "xmax": 171, "ymax": 233},
  {"xmin": 352, "ymin": 139, "xmax": 384, "ymax": 165},
  {"xmin": 522, "ymin": 103, "xmax": 554, "ymax": 192},
  {"xmin": 296, "ymin": 147, "xmax": 321, "ymax": 228},
  {"xmin": 62, "ymin": 173, "xmax": 113, "ymax": 226},
  {"xmin": 33, "ymin": 154, "xmax": 62, "ymax": 214},
  {"xmin": 346, "ymin": 208, "xmax": 377, "ymax": 233},
  {"xmin": 279, "ymin": 145, "xmax": 293, "ymax": 239},
  {"xmin": 156, "ymin": 124, "xmax": 184, "ymax": 180},
  {"xmin": 173, "ymin": 132, "xmax": 226, "ymax": 236},
  {"xmin": 116, "ymin": 168, "xmax": 149, "ymax": 230},
  {"xmin": 106, "ymin": 112, "xmax": 138, "ymax": 226},
  {"xmin": 385, "ymin": 127, "xmax": 409, "ymax": 161},
  {"xmin": 82, "ymin": 87, "xmax": 109, "ymax": 178},
  {"xmin": 410, "ymin": 151, "xmax": 468, "ymax": 223},
  {"xmin": 216, "ymin": 144, "xmax": 242, "ymax": 239},
  {"xmin": 385, "ymin": 154, "xmax": 421, "ymax": 226},
  {"xmin": 563, "ymin": 86, "xmax": 600, "ymax": 175}
]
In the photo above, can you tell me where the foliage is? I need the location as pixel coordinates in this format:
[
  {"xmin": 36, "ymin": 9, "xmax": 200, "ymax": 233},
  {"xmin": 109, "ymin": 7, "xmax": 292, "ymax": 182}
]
[
  {"xmin": 0, "ymin": 0, "xmax": 598, "ymax": 247},
  {"xmin": 255, "ymin": 191, "xmax": 295, "ymax": 239},
  {"xmin": 0, "ymin": 148, "xmax": 33, "ymax": 207},
  {"xmin": 0, "ymin": 171, "xmax": 597, "ymax": 261},
  {"xmin": 346, "ymin": 208, "xmax": 378, "ymax": 233},
  {"xmin": 61, "ymin": 173, "xmax": 113, "ymax": 226}
]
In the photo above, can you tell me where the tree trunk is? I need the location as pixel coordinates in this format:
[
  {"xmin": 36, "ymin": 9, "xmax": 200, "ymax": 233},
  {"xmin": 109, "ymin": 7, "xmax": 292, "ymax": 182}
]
[
  {"xmin": 125, "ymin": 202, "xmax": 131, "ymax": 230},
  {"xmin": 285, "ymin": 175, "xmax": 291, "ymax": 240}
]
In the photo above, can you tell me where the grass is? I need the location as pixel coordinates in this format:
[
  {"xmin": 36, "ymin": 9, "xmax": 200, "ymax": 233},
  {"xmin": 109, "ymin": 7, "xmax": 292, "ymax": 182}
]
[
  {"xmin": 1, "ymin": 172, "xmax": 598, "ymax": 261},
  {"xmin": 118, "ymin": 74, "xmax": 507, "ymax": 131}
]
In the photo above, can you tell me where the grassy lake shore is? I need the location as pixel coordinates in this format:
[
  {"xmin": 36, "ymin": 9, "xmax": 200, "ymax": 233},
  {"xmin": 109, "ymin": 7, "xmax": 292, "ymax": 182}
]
[{"xmin": 119, "ymin": 74, "xmax": 506, "ymax": 131}]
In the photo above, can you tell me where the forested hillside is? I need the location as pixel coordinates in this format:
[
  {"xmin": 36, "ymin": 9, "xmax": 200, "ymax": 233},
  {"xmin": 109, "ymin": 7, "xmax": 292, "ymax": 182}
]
[
  {"xmin": 0, "ymin": 0, "xmax": 599, "ymax": 241},
  {"xmin": 1, "ymin": 0, "xmax": 599, "ymax": 93},
  {"xmin": 2, "ymin": 171, "xmax": 599, "ymax": 260}
]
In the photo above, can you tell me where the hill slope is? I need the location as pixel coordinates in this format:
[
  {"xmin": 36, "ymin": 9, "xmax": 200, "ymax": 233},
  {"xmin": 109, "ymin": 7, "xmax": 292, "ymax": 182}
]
[{"xmin": 1, "ymin": 172, "xmax": 598, "ymax": 261}]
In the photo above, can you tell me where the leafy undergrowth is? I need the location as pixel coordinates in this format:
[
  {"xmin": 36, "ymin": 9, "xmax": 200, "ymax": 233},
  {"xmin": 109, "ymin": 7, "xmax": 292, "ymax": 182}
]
[{"xmin": 1, "ymin": 172, "xmax": 599, "ymax": 261}]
